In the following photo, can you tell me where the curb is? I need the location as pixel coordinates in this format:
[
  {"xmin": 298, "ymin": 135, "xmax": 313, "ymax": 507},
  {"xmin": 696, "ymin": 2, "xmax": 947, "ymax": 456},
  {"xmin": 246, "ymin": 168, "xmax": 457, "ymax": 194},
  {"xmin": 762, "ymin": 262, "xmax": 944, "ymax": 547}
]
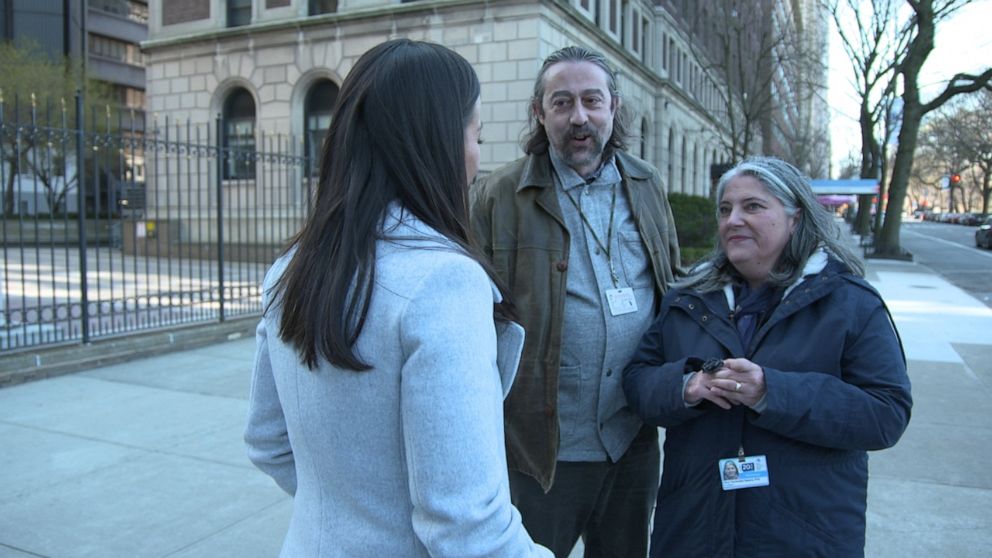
[{"xmin": 0, "ymin": 316, "xmax": 258, "ymax": 389}]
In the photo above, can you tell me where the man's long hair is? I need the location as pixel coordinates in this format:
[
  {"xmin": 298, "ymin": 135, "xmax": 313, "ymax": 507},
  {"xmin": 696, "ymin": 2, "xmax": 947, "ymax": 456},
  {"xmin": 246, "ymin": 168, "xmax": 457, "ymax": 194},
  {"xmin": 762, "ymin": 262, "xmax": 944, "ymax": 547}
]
[{"xmin": 522, "ymin": 45, "xmax": 630, "ymax": 156}]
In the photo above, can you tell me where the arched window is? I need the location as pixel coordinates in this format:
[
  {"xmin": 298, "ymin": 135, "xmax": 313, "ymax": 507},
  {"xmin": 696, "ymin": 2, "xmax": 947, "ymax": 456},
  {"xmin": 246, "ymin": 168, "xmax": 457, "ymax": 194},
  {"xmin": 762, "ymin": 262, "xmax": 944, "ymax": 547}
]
[
  {"xmin": 640, "ymin": 118, "xmax": 648, "ymax": 159},
  {"xmin": 223, "ymin": 88, "xmax": 256, "ymax": 180},
  {"xmin": 667, "ymin": 128, "xmax": 675, "ymax": 192},
  {"xmin": 693, "ymin": 144, "xmax": 699, "ymax": 195},
  {"xmin": 304, "ymin": 80, "xmax": 339, "ymax": 176}
]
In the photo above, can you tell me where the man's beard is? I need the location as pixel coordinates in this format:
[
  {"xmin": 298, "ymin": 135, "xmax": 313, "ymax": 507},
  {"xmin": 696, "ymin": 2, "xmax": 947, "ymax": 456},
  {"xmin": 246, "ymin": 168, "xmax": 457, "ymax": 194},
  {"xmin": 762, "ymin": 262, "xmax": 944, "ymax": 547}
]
[{"xmin": 552, "ymin": 124, "xmax": 609, "ymax": 175}]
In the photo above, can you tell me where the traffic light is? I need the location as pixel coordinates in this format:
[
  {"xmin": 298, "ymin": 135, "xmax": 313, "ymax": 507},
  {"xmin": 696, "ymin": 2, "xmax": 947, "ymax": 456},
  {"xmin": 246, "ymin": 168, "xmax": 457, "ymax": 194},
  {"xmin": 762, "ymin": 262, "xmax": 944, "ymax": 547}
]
[{"xmin": 950, "ymin": 173, "xmax": 962, "ymax": 185}]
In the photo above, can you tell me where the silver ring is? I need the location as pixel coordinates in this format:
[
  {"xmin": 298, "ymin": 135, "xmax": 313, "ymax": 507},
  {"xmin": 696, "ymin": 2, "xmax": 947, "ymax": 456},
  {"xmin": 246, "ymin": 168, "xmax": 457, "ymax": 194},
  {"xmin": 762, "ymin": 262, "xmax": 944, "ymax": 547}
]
[{"xmin": 735, "ymin": 381, "xmax": 742, "ymax": 392}]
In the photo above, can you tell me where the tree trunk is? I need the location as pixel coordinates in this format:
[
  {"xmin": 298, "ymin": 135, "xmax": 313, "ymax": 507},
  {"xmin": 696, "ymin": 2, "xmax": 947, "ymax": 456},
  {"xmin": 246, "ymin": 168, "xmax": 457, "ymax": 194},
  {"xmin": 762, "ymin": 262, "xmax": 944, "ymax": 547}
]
[
  {"xmin": 854, "ymin": 195, "xmax": 873, "ymax": 235},
  {"xmin": 877, "ymin": 101, "xmax": 923, "ymax": 256},
  {"xmin": 982, "ymin": 170, "xmax": 990, "ymax": 215},
  {"xmin": 874, "ymin": 0, "xmax": 935, "ymax": 257}
]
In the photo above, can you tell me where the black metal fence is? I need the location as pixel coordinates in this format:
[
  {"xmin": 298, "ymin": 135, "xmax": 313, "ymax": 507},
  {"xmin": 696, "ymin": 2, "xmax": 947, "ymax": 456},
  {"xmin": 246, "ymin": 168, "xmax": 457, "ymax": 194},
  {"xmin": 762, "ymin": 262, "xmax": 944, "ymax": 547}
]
[{"xmin": 1, "ymin": 93, "xmax": 313, "ymax": 352}]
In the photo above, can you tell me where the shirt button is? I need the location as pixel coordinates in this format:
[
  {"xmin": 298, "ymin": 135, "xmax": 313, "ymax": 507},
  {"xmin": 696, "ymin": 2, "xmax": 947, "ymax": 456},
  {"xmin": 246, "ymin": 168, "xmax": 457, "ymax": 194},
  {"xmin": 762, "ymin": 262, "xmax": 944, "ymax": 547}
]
[
  {"xmin": 556, "ymin": 260, "xmax": 568, "ymax": 272},
  {"xmin": 606, "ymin": 368, "xmax": 613, "ymax": 377},
  {"xmin": 544, "ymin": 405, "xmax": 555, "ymax": 418}
]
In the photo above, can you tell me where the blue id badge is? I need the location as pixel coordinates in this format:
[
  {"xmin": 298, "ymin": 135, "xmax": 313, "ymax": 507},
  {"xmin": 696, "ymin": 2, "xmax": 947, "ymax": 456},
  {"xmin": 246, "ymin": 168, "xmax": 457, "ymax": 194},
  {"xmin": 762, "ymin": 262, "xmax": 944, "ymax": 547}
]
[{"xmin": 719, "ymin": 455, "xmax": 769, "ymax": 491}]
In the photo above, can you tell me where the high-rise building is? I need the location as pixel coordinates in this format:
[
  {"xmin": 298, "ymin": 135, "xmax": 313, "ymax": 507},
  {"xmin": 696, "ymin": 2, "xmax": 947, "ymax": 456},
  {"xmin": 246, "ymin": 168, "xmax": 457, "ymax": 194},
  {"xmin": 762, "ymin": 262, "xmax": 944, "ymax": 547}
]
[{"xmin": 0, "ymin": 0, "xmax": 149, "ymax": 110}]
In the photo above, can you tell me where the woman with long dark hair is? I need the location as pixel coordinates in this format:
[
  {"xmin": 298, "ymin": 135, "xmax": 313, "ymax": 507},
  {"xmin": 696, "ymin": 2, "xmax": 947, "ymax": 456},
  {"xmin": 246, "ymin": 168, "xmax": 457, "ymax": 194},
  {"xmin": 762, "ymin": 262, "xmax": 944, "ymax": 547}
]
[{"xmin": 245, "ymin": 39, "xmax": 551, "ymax": 557}]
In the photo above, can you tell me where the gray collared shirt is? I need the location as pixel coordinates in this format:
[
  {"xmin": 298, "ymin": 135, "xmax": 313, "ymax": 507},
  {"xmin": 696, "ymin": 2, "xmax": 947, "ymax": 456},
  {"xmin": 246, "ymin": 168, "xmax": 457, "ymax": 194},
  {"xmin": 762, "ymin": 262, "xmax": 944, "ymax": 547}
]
[{"xmin": 550, "ymin": 149, "xmax": 657, "ymax": 462}]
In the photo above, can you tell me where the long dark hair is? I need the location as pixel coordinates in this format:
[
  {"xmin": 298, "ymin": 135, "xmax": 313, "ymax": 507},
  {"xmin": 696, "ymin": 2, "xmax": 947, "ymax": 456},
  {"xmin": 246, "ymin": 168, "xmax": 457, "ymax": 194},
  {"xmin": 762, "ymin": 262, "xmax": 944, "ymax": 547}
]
[
  {"xmin": 522, "ymin": 45, "xmax": 630, "ymax": 156},
  {"xmin": 274, "ymin": 39, "xmax": 504, "ymax": 371}
]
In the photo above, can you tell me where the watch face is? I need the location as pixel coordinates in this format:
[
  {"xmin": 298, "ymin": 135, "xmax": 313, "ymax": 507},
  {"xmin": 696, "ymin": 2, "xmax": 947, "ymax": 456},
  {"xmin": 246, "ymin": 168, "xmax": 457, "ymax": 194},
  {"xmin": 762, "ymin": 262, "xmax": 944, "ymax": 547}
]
[{"xmin": 702, "ymin": 358, "xmax": 724, "ymax": 373}]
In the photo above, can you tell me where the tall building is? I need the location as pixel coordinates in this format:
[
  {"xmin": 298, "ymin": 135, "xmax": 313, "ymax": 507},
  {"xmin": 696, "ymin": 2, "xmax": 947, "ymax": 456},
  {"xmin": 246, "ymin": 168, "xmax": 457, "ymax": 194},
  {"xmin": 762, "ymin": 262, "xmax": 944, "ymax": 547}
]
[
  {"xmin": 136, "ymin": 0, "xmax": 829, "ymax": 257},
  {"xmin": 0, "ymin": 0, "xmax": 149, "ymax": 110},
  {"xmin": 143, "ymin": 0, "xmax": 767, "ymax": 198}
]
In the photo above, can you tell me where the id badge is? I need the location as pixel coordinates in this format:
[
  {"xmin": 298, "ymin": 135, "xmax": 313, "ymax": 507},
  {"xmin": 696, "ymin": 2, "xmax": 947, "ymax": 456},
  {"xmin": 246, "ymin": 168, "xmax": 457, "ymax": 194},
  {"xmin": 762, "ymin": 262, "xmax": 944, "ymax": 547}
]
[
  {"xmin": 606, "ymin": 287, "xmax": 637, "ymax": 316},
  {"xmin": 719, "ymin": 455, "xmax": 769, "ymax": 491}
]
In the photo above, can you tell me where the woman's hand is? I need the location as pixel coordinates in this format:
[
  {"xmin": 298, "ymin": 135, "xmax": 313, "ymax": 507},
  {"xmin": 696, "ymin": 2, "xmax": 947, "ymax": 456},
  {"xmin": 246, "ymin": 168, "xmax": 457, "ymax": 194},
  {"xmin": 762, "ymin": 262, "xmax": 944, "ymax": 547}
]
[{"xmin": 684, "ymin": 358, "xmax": 767, "ymax": 409}]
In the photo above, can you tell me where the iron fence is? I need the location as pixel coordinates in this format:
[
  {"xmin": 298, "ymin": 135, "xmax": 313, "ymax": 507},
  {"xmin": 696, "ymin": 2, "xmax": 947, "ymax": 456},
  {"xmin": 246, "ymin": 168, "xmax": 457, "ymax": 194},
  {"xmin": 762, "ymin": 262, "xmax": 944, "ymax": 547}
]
[{"xmin": 0, "ymin": 93, "xmax": 313, "ymax": 351}]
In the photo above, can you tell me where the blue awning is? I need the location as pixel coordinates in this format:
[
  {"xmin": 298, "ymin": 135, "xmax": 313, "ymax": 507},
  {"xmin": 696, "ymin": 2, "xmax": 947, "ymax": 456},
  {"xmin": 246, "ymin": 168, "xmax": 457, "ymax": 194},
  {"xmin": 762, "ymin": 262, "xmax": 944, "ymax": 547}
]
[{"xmin": 810, "ymin": 179, "xmax": 878, "ymax": 195}]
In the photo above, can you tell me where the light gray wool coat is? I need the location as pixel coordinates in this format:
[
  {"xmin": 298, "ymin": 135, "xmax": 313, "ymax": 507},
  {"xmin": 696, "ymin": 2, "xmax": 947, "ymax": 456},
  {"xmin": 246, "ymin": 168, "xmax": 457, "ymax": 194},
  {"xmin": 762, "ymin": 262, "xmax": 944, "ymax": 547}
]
[{"xmin": 244, "ymin": 203, "xmax": 551, "ymax": 557}]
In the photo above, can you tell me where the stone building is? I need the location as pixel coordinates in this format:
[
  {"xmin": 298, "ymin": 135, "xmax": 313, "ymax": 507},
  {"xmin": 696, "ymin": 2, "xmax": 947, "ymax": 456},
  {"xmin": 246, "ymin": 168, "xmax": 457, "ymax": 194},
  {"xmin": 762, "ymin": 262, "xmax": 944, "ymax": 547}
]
[{"xmin": 139, "ymin": 0, "xmax": 827, "ymax": 254}]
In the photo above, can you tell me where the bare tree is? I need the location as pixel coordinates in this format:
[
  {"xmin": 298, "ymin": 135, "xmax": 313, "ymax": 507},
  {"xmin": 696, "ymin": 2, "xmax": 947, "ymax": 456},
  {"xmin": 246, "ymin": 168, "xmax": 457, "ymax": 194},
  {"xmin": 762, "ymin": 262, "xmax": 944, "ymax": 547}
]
[
  {"xmin": 940, "ymin": 89, "xmax": 992, "ymax": 214},
  {"xmin": 0, "ymin": 42, "xmax": 112, "ymax": 215},
  {"xmin": 916, "ymin": 109, "xmax": 968, "ymax": 211},
  {"xmin": 823, "ymin": 0, "xmax": 907, "ymax": 235},
  {"xmin": 772, "ymin": 6, "xmax": 832, "ymax": 178},
  {"xmin": 875, "ymin": 0, "xmax": 992, "ymax": 256},
  {"xmin": 685, "ymin": 0, "xmax": 787, "ymax": 162}
]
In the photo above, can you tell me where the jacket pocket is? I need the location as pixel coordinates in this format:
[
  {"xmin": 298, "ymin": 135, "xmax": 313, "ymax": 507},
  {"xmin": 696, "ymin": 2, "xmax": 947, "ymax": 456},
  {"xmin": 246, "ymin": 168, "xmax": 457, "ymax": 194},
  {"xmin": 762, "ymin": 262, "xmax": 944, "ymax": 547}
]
[
  {"xmin": 753, "ymin": 498, "xmax": 859, "ymax": 557},
  {"xmin": 617, "ymin": 231, "xmax": 653, "ymax": 289}
]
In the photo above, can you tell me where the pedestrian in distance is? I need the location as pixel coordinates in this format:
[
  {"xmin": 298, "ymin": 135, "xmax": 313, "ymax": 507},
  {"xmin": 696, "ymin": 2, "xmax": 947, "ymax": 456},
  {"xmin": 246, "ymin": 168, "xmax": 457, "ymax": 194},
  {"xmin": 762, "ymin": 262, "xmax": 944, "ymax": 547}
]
[
  {"xmin": 244, "ymin": 38, "xmax": 552, "ymax": 558},
  {"xmin": 623, "ymin": 156, "xmax": 913, "ymax": 557},
  {"xmin": 471, "ymin": 44, "xmax": 682, "ymax": 558}
]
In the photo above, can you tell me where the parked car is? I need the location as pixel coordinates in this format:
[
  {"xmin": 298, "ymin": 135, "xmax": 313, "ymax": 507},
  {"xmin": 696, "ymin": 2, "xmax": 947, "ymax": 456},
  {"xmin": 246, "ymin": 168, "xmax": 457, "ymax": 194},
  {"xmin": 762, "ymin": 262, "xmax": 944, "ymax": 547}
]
[
  {"xmin": 960, "ymin": 212, "xmax": 983, "ymax": 226},
  {"xmin": 976, "ymin": 216, "xmax": 992, "ymax": 249}
]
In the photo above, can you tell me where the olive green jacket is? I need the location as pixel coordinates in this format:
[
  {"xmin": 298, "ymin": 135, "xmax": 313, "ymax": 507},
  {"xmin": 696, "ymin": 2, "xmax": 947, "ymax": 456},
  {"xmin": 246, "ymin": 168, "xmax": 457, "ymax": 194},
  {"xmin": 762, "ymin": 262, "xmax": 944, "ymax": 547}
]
[{"xmin": 470, "ymin": 150, "xmax": 682, "ymax": 491}]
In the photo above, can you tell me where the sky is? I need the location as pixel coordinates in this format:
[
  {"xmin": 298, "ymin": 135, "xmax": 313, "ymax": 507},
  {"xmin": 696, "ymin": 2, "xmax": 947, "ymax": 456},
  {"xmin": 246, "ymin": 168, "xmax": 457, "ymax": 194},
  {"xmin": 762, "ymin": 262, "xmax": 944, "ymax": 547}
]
[{"xmin": 826, "ymin": 0, "xmax": 992, "ymax": 177}]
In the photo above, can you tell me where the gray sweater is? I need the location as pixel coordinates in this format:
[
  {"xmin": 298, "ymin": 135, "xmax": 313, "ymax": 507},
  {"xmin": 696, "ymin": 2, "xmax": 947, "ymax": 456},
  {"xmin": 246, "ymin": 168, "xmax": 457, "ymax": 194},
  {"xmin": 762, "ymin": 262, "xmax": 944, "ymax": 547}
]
[{"xmin": 245, "ymin": 203, "xmax": 551, "ymax": 557}]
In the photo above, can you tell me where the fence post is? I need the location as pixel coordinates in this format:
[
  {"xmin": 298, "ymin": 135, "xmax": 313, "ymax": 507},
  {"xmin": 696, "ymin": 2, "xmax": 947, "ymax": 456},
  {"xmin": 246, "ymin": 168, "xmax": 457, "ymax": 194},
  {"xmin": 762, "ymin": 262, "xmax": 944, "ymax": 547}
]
[
  {"xmin": 215, "ymin": 115, "xmax": 225, "ymax": 322},
  {"xmin": 75, "ymin": 91, "xmax": 90, "ymax": 343}
]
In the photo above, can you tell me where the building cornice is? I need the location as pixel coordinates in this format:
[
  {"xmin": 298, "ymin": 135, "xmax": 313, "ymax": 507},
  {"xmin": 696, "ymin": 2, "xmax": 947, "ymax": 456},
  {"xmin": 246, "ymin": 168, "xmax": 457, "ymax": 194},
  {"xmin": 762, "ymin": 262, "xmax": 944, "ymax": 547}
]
[{"xmin": 143, "ymin": 0, "xmax": 508, "ymax": 52}]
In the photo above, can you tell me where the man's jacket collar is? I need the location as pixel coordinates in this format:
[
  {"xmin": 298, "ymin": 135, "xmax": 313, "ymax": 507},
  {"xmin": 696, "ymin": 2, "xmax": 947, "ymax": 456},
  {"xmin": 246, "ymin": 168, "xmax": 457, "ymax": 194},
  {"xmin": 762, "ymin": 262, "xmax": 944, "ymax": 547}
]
[{"xmin": 515, "ymin": 150, "xmax": 653, "ymax": 194}]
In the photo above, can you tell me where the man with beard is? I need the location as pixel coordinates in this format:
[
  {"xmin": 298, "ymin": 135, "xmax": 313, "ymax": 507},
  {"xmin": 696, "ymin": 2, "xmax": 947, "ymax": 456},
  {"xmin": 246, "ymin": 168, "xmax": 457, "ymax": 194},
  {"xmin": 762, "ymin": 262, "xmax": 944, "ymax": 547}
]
[{"xmin": 470, "ymin": 46, "xmax": 681, "ymax": 557}]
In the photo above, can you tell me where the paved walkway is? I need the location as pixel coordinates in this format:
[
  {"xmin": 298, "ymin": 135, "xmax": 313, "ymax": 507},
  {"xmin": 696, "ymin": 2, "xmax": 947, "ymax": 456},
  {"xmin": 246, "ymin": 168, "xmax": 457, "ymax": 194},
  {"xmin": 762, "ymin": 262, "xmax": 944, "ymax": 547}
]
[{"xmin": 1, "ymin": 258, "xmax": 990, "ymax": 557}]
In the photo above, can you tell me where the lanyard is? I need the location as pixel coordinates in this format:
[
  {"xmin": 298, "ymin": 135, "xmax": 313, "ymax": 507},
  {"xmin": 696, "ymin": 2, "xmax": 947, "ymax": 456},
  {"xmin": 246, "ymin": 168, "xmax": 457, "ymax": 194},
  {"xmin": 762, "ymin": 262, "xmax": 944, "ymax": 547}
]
[{"xmin": 563, "ymin": 182, "xmax": 620, "ymax": 287}]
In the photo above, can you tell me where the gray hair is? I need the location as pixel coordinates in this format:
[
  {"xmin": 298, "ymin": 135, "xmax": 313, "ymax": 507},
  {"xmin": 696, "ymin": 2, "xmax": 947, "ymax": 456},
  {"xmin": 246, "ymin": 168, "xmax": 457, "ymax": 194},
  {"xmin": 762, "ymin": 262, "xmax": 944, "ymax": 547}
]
[
  {"xmin": 522, "ymin": 45, "xmax": 630, "ymax": 156},
  {"xmin": 679, "ymin": 156, "xmax": 864, "ymax": 292}
]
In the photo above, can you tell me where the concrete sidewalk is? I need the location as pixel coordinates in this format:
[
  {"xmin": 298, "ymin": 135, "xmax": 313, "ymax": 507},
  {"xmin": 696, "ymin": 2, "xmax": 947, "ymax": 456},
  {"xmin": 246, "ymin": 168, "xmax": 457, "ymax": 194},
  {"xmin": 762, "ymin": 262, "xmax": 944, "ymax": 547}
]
[{"xmin": 1, "ymin": 258, "xmax": 990, "ymax": 557}]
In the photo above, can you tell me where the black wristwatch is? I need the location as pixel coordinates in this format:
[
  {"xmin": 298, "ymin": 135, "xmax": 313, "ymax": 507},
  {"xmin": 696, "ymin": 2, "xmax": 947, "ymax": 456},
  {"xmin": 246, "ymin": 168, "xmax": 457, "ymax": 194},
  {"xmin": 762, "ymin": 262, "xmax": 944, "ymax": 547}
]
[{"xmin": 701, "ymin": 358, "xmax": 724, "ymax": 374}]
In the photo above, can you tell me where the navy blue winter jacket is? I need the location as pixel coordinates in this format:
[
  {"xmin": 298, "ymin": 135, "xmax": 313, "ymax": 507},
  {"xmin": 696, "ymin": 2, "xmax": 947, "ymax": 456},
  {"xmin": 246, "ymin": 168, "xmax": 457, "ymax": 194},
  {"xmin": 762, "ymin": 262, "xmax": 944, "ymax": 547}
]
[{"xmin": 623, "ymin": 257, "xmax": 912, "ymax": 557}]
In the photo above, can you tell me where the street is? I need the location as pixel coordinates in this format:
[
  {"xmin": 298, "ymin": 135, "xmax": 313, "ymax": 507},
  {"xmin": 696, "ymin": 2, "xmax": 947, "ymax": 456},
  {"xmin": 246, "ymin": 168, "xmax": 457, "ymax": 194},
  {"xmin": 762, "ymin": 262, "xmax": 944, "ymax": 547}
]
[{"xmin": 893, "ymin": 220, "xmax": 992, "ymax": 308}]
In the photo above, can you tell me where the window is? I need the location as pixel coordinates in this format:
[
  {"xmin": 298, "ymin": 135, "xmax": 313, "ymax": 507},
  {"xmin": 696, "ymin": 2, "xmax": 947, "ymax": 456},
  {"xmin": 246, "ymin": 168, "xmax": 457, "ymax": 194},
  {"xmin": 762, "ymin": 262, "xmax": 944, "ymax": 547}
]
[
  {"xmin": 620, "ymin": 0, "xmax": 628, "ymax": 46},
  {"xmin": 667, "ymin": 128, "xmax": 675, "ymax": 192},
  {"xmin": 228, "ymin": 0, "xmax": 251, "ymax": 27},
  {"xmin": 90, "ymin": 33, "xmax": 142, "ymax": 65},
  {"xmin": 575, "ymin": 0, "xmax": 596, "ymax": 22},
  {"xmin": 304, "ymin": 80, "xmax": 339, "ymax": 176},
  {"xmin": 91, "ymin": 0, "xmax": 149, "ymax": 24},
  {"xmin": 640, "ymin": 118, "xmax": 648, "ymax": 159},
  {"xmin": 630, "ymin": 4, "xmax": 638, "ymax": 54},
  {"xmin": 308, "ymin": 0, "xmax": 337, "ymax": 14},
  {"xmin": 640, "ymin": 15, "xmax": 650, "ymax": 62},
  {"xmin": 223, "ymin": 88, "xmax": 256, "ymax": 180},
  {"xmin": 668, "ymin": 38, "xmax": 675, "ymax": 74},
  {"xmin": 693, "ymin": 144, "xmax": 699, "ymax": 194}
]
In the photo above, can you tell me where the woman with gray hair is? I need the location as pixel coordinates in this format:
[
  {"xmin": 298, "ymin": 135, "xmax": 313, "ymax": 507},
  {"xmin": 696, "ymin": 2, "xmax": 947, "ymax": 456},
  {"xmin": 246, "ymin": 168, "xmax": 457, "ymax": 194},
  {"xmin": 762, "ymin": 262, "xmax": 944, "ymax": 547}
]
[{"xmin": 623, "ymin": 156, "xmax": 912, "ymax": 556}]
